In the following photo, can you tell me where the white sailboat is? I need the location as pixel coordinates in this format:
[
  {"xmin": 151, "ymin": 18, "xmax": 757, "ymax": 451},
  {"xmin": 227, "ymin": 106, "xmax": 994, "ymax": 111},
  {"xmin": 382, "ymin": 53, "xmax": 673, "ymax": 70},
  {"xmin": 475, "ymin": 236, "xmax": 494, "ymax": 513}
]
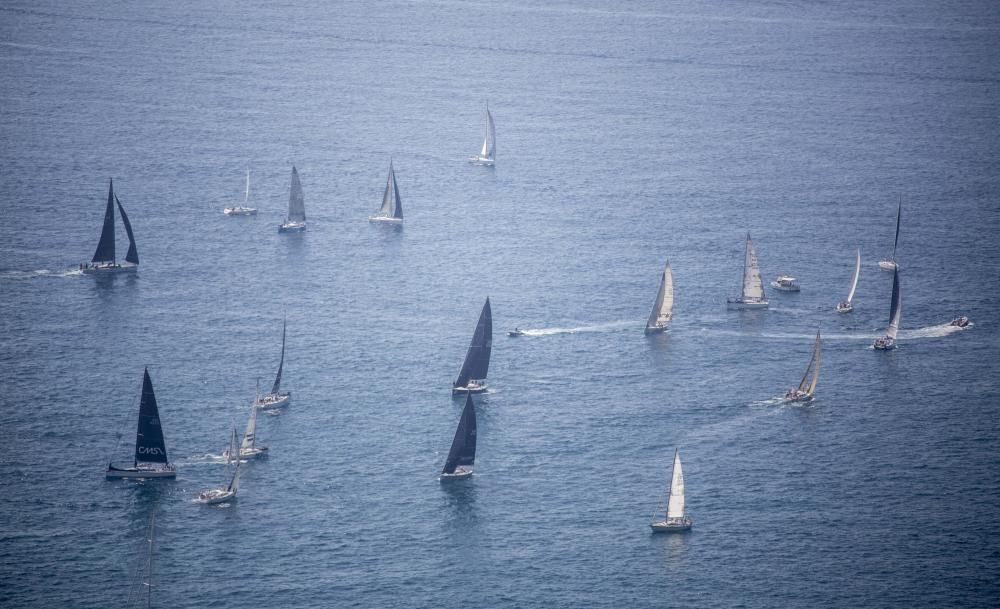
[
  {"xmin": 440, "ymin": 393, "xmax": 477, "ymax": 480},
  {"xmin": 224, "ymin": 165, "xmax": 258, "ymax": 215},
  {"xmin": 226, "ymin": 395, "xmax": 269, "ymax": 460},
  {"xmin": 874, "ymin": 267, "xmax": 901, "ymax": 350},
  {"xmin": 644, "ymin": 261, "xmax": 674, "ymax": 335},
  {"xmin": 198, "ymin": 426, "xmax": 242, "ymax": 504},
  {"xmin": 468, "ymin": 103, "xmax": 496, "ymax": 166},
  {"xmin": 879, "ymin": 201, "xmax": 901, "ymax": 271},
  {"xmin": 80, "ymin": 178, "xmax": 139, "ymax": 274},
  {"xmin": 727, "ymin": 232, "xmax": 768, "ymax": 309},
  {"xmin": 650, "ymin": 448, "xmax": 692, "ymax": 532},
  {"xmin": 836, "ymin": 249, "xmax": 861, "ymax": 313},
  {"xmin": 256, "ymin": 320, "xmax": 292, "ymax": 409},
  {"xmin": 368, "ymin": 160, "xmax": 404, "ymax": 224},
  {"xmin": 106, "ymin": 368, "xmax": 176, "ymax": 479},
  {"xmin": 278, "ymin": 166, "xmax": 306, "ymax": 232},
  {"xmin": 785, "ymin": 330, "xmax": 821, "ymax": 402}
]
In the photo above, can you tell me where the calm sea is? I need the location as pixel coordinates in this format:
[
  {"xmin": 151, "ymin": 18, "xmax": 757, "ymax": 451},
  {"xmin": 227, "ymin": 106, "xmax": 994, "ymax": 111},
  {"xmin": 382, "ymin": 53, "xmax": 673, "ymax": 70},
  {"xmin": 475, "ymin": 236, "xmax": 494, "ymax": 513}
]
[{"xmin": 1, "ymin": 1, "xmax": 999, "ymax": 607}]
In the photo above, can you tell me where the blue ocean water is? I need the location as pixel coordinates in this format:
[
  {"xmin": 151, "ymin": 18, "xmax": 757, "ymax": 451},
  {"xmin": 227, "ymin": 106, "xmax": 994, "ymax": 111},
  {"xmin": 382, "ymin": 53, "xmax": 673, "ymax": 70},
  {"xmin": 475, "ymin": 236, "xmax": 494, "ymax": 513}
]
[{"xmin": 2, "ymin": 1, "xmax": 999, "ymax": 607}]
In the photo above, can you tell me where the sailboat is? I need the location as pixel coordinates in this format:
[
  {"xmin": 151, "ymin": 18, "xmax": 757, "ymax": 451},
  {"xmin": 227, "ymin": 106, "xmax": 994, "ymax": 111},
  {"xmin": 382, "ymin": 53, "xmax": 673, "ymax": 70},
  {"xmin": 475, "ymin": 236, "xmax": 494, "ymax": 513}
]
[
  {"xmin": 368, "ymin": 160, "xmax": 404, "ymax": 224},
  {"xmin": 726, "ymin": 232, "xmax": 768, "ymax": 309},
  {"xmin": 278, "ymin": 166, "xmax": 307, "ymax": 233},
  {"xmin": 452, "ymin": 297, "xmax": 492, "ymax": 395},
  {"xmin": 224, "ymin": 165, "xmax": 258, "ymax": 215},
  {"xmin": 124, "ymin": 514, "xmax": 156, "ymax": 609},
  {"xmin": 106, "ymin": 368, "xmax": 176, "ymax": 479},
  {"xmin": 198, "ymin": 426, "xmax": 242, "ymax": 504},
  {"xmin": 468, "ymin": 103, "xmax": 496, "ymax": 166},
  {"xmin": 836, "ymin": 249, "xmax": 861, "ymax": 313},
  {"xmin": 81, "ymin": 178, "xmax": 139, "ymax": 274},
  {"xmin": 644, "ymin": 261, "xmax": 674, "ymax": 334},
  {"xmin": 650, "ymin": 448, "xmax": 692, "ymax": 532},
  {"xmin": 879, "ymin": 201, "xmax": 901, "ymax": 271},
  {"xmin": 256, "ymin": 320, "xmax": 291, "ymax": 409},
  {"xmin": 785, "ymin": 330, "xmax": 821, "ymax": 402},
  {"xmin": 226, "ymin": 395, "xmax": 269, "ymax": 460},
  {"xmin": 873, "ymin": 267, "xmax": 902, "ymax": 350},
  {"xmin": 440, "ymin": 393, "xmax": 477, "ymax": 480}
]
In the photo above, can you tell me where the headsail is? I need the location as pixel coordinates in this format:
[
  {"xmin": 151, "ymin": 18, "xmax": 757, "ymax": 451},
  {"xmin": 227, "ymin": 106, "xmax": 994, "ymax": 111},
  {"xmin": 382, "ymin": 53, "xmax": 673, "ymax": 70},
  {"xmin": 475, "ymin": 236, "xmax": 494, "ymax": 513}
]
[
  {"xmin": 92, "ymin": 179, "xmax": 117, "ymax": 263},
  {"xmin": 241, "ymin": 401, "xmax": 258, "ymax": 451},
  {"xmin": 796, "ymin": 330, "xmax": 822, "ymax": 397},
  {"xmin": 134, "ymin": 368, "xmax": 168, "ymax": 465},
  {"xmin": 116, "ymin": 195, "xmax": 139, "ymax": 265},
  {"xmin": 741, "ymin": 233, "xmax": 765, "ymax": 301},
  {"xmin": 442, "ymin": 393, "xmax": 477, "ymax": 474},
  {"xmin": 846, "ymin": 248, "xmax": 861, "ymax": 304},
  {"xmin": 378, "ymin": 162, "xmax": 403, "ymax": 219},
  {"xmin": 271, "ymin": 319, "xmax": 286, "ymax": 395},
  {"xmin": 480, "ymin": 105, "xmax": 496, "ymax": 159},
  {"xmin": 287, "ymin": 166, "xmax": 306, "ymax": 223},
  {"xmin": 666, "ymin": 449, "xmax": 686, "ymax": 520},
  {"xmin": 886, "ymin": 268, "xmax": 902, "ymax": 340},
  {"xmin": 645, "ymin": 261, "xmax": 674, "ymax": 331},
  {"xmin": 454, "ymin": 297, "xmax": 493, "ymax": 387}
]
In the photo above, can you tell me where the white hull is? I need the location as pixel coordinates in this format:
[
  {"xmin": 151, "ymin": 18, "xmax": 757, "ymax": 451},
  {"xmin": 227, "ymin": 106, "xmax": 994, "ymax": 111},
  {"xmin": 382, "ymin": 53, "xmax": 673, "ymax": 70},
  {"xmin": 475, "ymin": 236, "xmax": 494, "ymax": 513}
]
[
  {"xmin": 81, "ymin": 263, "xmax": 138, "ymax": 275},
  {"xmin": 368, "ymin": 215, "xmax": 402, "ymax": 224},
  {"xmin": 650, "ymin": 518, "xmax": 692, "ymax": 533},
  {"xmin": 279, "ymin": 221, "xmax": 306, "ymax": 233},
  {"xmin": 726, "ymin": 298, "xmax": 769, "ymax": 310},
  {"xmin": 452, "ymin": 382, "xmax": 487, "ymax": 395},
  {"xmin": 784, "ymin": 391, "xmax": 814, "ymax": 403},
  {"xmin": 256, "ymin": 392, "xmax": 291, "ymax": 410},
  {"xmin": 835, "ymin": 301, "xmax": 853, "ymax": 313},
  {"xmin": 106, "ymin": 464, "xmax": 176, "ymax": 480},
  {"xmin": 878, "ymin": 259, "xmax": 898, "ymax": 271},
  {"xmin": 644, "ymin": 324, "xmax": 668, "ymax": 335},
  {"xmin": 224, "ymin": 207, "xmax": 257, "ymax": 216},
  {"xmin": 468, "ymin": 155, "xmax": 494, "ymax": 166},
  {"xmin": 225, "ymin": 446, "xmax": 268, "ymax": 460},
  {"xmin": 873, "ymin": 337, "xmax": 896, "ymax": 350},
  {"xmin": 440, "ymin": 468, "xmax": 473, "ymax": 480},
  {"xmin": 770, "ymin": 283, "xmax": 800, "ymax": 292},
  {"xmin": 197, "ymin": 489, "xmax": 236, "ymax": 505}
]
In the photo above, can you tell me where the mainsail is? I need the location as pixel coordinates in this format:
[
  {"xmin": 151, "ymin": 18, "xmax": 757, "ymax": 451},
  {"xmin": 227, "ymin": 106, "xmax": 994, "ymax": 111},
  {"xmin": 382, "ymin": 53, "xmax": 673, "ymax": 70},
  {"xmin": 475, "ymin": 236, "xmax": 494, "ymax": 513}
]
[
  {"xmin": 92, "ymin": 179, "xmax": 117, "ymax": 264},
  {"xmin": 116, "ymin": 195, "xmax": 139, "ymax": 265},
  {"xmin": 454, "ymin": 297, "xmax": 493, "ymax": 388},
  {"xmin": 241, "ymin": 402, "xmax": 258, "ymax": 452},
  {"xmin": 443, "ymin": 393, "xmax": 478, "ymax": 474},
  {"xmin": 134, "ymin": 368, "xmax": 169, "ymax": 465},
  {"xmin": 666, "ymin": 449, "xmax": 686, "ymax": 520},
  {"xmin": 244, "ymin": 167, "xmax": 251, "ymax": 205},
  {"xmin": 378, "ymin": 162, "xmax": 403, "ymax": 219},
  {"xmin": 741, "ymin": 233, "xmax": 765, "ymax": 301},
  {"xmin": 645, "ymin": 261, "xmax": 674, "ymax": 331},
  {"xmin": 227, "ymin": 426, "xmax": 242, "ymax": 493},
  {"xmin": 287, "ymin": 166, "xmax": 306, "ymax": 223},
  {"xmin": 796, "ymin": 330, "xmax": 822, "ymax": 397},
  {"xmin": 271, "ymin": 320, "xmax": 286, "ymax": 395},
  {"xmin": 846, "ymin": 249, "xmax": 861, "ymax": 304},
  {"xmin": 480, "ymin": 105, "xmax": 496, "ymax": 159},
  {"xmin": 886, "ymin": 268, "xmax": 902, "ymax": 340},
  {"xmin": 890, "ymin": 201, "xmax": 901, "ymax": 261}
]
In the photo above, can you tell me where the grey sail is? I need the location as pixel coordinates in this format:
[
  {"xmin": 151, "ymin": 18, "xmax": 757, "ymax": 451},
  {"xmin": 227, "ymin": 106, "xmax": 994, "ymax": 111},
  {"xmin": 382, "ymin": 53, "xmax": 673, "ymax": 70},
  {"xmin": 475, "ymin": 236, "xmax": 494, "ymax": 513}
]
[
  {"xmin": 116, "ymin": 195, "xmax": 139, "ymax": 265},
  {"xmin": 271, "ymin": 320, "xmax": 286, "ymax": 395},
  {"xmin": 645, "ymin": 261, "xmax": 674, "ymax": 332},
  {"xmin": 92, "ymin": 179, "xmax": 116, "ymax": 264},
  {"xmin": 454, "ymin": 297, "xmax": 493, "ymax": 388},
  {"xmin": 378, "ymin": 162, "xmax": 403, "ymax": 219},
  {"xmin": 886, "ymin": 268, "xmax": 902, "ymax": 340},
  {"xmin": 442, "ymin": 393, "xmax": 477, "ymax": 474},
  {"xmin": 135, "ymin": 368, "xmax": 169, "ymax": 465},
  {"xmin": 741, "ymin": 233, "xmax": 765, "ymax": 301},
  {"xmin": 480, "ymin": 106, "xmax": 496, "ymax": 159},
  {"xmin": 891, "ymin": 201, "xmax": 901, "ymax": 260},
  {"xmin": 287, "ymin": 166, "xmax": 306, "ymax": 223}
]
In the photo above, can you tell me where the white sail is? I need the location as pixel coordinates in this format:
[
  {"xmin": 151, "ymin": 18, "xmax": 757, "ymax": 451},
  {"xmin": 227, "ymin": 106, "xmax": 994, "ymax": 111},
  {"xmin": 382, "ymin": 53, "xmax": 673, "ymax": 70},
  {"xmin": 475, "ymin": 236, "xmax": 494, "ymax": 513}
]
[
  {"xmin": 244, "ymin": 167, "xmax": 250, "ymax": 205},
  {"xmin": 646, "ymin": 262, "xmax": 674, "ymax": 330},
  {"xmin": 666, "ymin": 449, "xmax": 685, "ymax": 519},
  {"xmin": 846, "ymin": 248, "xmax": 861, "ymax": 304},
  {"xmin": 741, "ymin": 233, "xmax": 765, "ymax": 301},
  {"xmin": 241, "ymin": 402, "xmax": 258, "ymax": 452},
  {"xmin": 480, "ymin": 107, "xmax": 495, "ymax": 159}
]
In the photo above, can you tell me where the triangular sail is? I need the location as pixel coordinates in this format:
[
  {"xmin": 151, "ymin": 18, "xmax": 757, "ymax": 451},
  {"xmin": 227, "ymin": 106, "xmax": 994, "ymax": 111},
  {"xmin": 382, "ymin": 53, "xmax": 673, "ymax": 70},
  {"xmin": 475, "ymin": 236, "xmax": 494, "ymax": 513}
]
[
  {"xmin": 134, "ymin": 368, "xmax": 168, "ymax": 465},
  {"xmin": 442, "ymin": 393, "xmax": 477, "ymax": 474},
  {"xmin": 797, "ymin": 330, "xmax": 822, "ymax": 396},
  {"xmin": 271, "ymin": 320, "xmax": 286, "ymax": 395},
  {"xmin": 741, "ymin": 233, "xmax": 765, "ymax": 301},
  {"xmin": 116, "ymin": 195, "xmax": 139, "ymax": 265},
  {"xmin": 92, "ymin": 179, "xmax": 116, "ymax": 263},
  {"xmin": 480, "ymin": 106, "xmax": 495, "ymax": 159},
  {"xmin": 666, "ymin": 449, "xmax": 685, "ymax": 519},
  {"xmin": 377, "ymin": 162, "xmax": 403, "ymax": 219},
  {"xmin": 286, "ymin": 166, "xmax": 306, "ymax": 222},
  {"xmin": 890, "ymin": 201, "xmax": 901, "ymax": 260},
  {"xmin": 454, "ymin": 297, "xmax": 493, "ymax": 387},
  {"xmin": 886, "ymin": 268, "xmax": 902, "ymax": 340},
  {"xmin": 244, "ymin": 167, "xmax": 250, "ymax": 205},
  {"xmin": 241, "ymin": 402, "xmax": 258, "ymax": 451},
  {"xmin": 645, "ymin": 261, "xmax": 674, "ymax": 330},
  {"xmin": 846, "ymin": 248, "xmax": 861, "ymax": 304}
]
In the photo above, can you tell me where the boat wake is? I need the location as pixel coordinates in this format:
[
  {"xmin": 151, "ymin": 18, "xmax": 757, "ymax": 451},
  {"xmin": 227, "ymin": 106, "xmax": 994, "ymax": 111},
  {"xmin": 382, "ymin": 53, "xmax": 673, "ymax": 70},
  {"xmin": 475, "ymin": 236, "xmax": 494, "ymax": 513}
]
[
  {"xmin": 899, "ymin": 322, "xmax": 970, "ymax": 340},
  {"xmin": 751, "ymin": 396, "xmax": 788, "ymax": 407},
  {"xmin": 0, "ymin": 268, "xmax": 82, "ymax": 280},
  {"xmin": 516, "ymin": 320, "xmax": 635, "ymax": 337}
]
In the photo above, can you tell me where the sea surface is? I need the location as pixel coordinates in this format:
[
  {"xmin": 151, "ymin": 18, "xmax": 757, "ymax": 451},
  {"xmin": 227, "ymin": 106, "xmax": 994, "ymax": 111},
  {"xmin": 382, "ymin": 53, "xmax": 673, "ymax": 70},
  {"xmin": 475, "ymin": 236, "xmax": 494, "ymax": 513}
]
[{"xmin": 2, "ymin": 1, "xmax": 999, "ymax": 607}]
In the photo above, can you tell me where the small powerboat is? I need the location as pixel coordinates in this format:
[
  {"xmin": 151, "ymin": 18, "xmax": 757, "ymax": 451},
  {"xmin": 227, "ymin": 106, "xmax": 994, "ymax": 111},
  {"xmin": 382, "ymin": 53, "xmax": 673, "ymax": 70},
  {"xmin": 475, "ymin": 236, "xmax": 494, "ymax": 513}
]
[
  {"xmin": 507, "ymin": 328, "xmax": 525, "ymax": 337},
  {"xmin": 224, "ymin": 206, "xmax": 257, "ymax": 216},
  {"xmin": 950, "ymin": 316, "xmax": 970, "ymax": 328},
  {"xmin": 770, "ymin": 275, "xmax": 800, "ymax": 292}
]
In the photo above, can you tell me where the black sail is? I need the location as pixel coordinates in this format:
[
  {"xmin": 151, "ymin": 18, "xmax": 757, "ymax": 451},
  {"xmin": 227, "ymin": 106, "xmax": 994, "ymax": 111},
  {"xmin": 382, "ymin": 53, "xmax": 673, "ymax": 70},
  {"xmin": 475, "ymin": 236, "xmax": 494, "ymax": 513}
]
[
  {"xmin": 116, "ymin": 195, "xmax": 139, "ymax": 265},
  {"xmin": 134, "ymin": 368, "xmax": 169, "ymax": 464},
  {"xmin": 92, "ymin": 179, "xmax": 116, "ymax": 263},
  {"xmin": 271, "ymin": 319, "xmax": 286, "ymax": 395},
  {"xmin": 443, "ymin": 393, "xmax": 477, "ymax": 474},
  {"xmin": 454, "ymin": 297, "xmax": 492, "ymax": 387}
]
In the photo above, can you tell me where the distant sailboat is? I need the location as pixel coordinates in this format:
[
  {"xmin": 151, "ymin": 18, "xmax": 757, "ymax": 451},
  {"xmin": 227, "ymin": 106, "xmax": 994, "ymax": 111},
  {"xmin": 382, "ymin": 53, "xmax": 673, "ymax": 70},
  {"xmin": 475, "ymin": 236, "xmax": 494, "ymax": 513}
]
[
  {"xmin": 198, "ymin": 426, "xmax": 242, "ymax": 504},
  {"xmin": 644, "ymin": 261, "xmax": 674, "ymax": 334},
  {"xmin": 836, "ymin": 249, "xmax": 861, "ymax": 313},
  {"xmin": 785, "ymin": 330, "xmax": 821, "ymax": 402},
  {"xmin": 124, "ymin": 514, "xmax": 156, "ymax": 609},
  {"xmin": 368, "ymin": 161, "xmax": 404, "ymax": 224},
  {"xmin": 224, "ymin": 165, "xmax": 258, "ymax": 216},
  {"xmin": 873, "ymin": 267, "xmax": 901, "ymax": 350},
  {"xmin": 650, "ymin": 448, "xmax": 692, "ymax": 532},
  {"xmin": 278, "ymin": 166, "xmax": 306, "ymax": 232},
  {"xmin": 81, "ymin": 178, "xmax": 139, "ymax": 274},
  {"xmin": 256, "ymin": 320, "xmax": 291, "ymax": 409},
  {"xmin": 106, "ymin": 368, "xmax": 176, "ymax": 479},
  {"xmin": 726, "ymin": 232, "xmax": 768, "ymax": 309},
  {"xmin": 440, "ymin": 393, "xmax": 477, "ymax": 480},
  {"xmin": 468, "ymin": 103, "xmax": 496, "ymax": 166},
  {"xmin": 226, "ymin": 393, "xmax": 268, "ymax": 459},
  {"xmin": 452, "ymin": 297, "xmax": 492, "ymax": 395},
  {"xmin": 879, "ymin": 201, "xmax": 901, "ymax": 271}
]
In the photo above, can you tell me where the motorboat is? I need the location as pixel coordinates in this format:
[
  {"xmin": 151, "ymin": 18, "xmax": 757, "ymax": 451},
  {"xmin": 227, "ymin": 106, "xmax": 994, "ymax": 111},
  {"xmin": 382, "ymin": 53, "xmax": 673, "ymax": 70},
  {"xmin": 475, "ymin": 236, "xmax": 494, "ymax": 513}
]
[
  {"xmin": 770, "ymin": 275, "xmax": 800, "ymax": 292},
  {"xmin": 278, "ymin": 166, "xmax": 307, "ymax": 233},
  {"xmin": 507, "ymin": 328, "xmax": 525, "ymax": 337},
  {"xmin": 650, "ymin": 449, "xmax": 692, "ymax": 533},
  {"xmin": 950, "ymin": 316, "xmax": 970, "ymax": 328},
  {"xmin": 81, "ymin": 179, "xmax": 140, "ymax": 275},
  {"xmin": 440, "ymin": 393, "xmax": 477, "ymax": 480},
  {"xmin": 726, "ymin": 233, "xmax": 769, "ymax": 309}
]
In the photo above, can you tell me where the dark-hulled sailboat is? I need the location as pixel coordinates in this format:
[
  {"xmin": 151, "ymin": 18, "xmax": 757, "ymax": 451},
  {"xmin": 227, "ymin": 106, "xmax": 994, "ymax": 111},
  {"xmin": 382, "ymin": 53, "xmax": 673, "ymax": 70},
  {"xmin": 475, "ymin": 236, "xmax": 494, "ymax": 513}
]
[
  {"xmin": 452, "ymin": 297, "xmax": 492, "ymax": 395},
  {"xmin": 81, "ymin": 178, "xmax": 139, "ymax": 274},
  {"xmin": 368, "ymin": 160, "xmax": 404, "ymax": 224},
  {"xmin": 106, "ymin": 368, "xmax": 176, "ymax": 479},
  {"xmin": 440, "ymin": 393, "xmax": 477, "ymax": 480},
  {"xmin": 256, "ymin": 320, "xmax": 291, "ymax": 409},
  {"xmin": 278, "ymin": 166, "xmax": 307, "ymax": 233}
]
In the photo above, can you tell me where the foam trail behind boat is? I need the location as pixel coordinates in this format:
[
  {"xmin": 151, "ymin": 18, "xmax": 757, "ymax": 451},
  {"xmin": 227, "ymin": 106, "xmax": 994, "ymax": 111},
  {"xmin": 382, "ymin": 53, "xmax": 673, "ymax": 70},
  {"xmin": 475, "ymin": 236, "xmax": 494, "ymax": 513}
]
[{"xmin": 518, "ymin": 320, "xmax": 635, "ymax": 336}]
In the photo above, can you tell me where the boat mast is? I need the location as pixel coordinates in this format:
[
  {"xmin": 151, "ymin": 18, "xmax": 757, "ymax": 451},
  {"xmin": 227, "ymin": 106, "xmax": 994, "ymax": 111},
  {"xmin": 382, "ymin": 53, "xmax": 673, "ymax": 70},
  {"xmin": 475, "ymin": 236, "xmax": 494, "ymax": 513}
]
[
  {"xmin": 145, "ymin": 513, "xmax": 154, "ymax": 609},
  {"xmin": 244, "ymin": 165, "xmax": 250, "ymax": 206}
]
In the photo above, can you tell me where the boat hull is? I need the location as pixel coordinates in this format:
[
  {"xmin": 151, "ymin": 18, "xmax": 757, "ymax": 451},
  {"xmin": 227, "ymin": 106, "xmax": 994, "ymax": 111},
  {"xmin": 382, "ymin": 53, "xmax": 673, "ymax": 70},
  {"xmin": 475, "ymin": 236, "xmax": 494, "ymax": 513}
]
[
  {"xmin": 873, "ymin": 337, "xmax": 896, "ymax": 350},
  {"xmin": 256, "ymin": 392, "xmax": 291, "ymax": 410},
  {"xmin": 224, "ymin": 207, "xmax": 257, "ymax": 216},
  {"xmin": 440, "ymin": 468, "xmax": 473, "ymax": 480},
  {"xmin": 835, "ymin": 302, "xmax": 853, "ymax": 313},
  {"xmin": 81, "ymin": 264, "xmax": 138, "ymax": 275},
  {"xmin": 878, "ymin": 259, "xmax": 898, "ymax": 271},
  {"xmin": 644, "ymin": 325, "xmax": 668, "ymax": 335},
  {"xmin": 950, "ymin": 317, "xmax": 970, "ymax": 328},
  {"xmin": 770, "ymin": 283, "xmax": 800, "ymax": 292},
  {"xmin": 452, "ymin": 383, "xmax": 487, "ymax": 395},
  {"xmin": 784, "ymin": 392, "xmax": 814, "ymax": 403},
  {"xmin": 468, "ymin": 156, "xmax": 495, "ymax": 166},
  {"xmin": 650, "ymin": 518, "xmax": 692, "ymax": 533},
  {"xmin": 368, "ymin": 215, "xmax": 402, "ymax": 224},
  {"xmin": 278, "ymin": 222, "xmax": 306, "ymax": 233},
  {"xmin": 726, "ymin": 299, "xmax": 769, "ymax": 310},
  {"xmin": 106, "ymin": 464, "xmax": 176, "ymax": 480},
  {"xmin": 197, "ymin": 489, "xmax": 236, "ymax": 505}
]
